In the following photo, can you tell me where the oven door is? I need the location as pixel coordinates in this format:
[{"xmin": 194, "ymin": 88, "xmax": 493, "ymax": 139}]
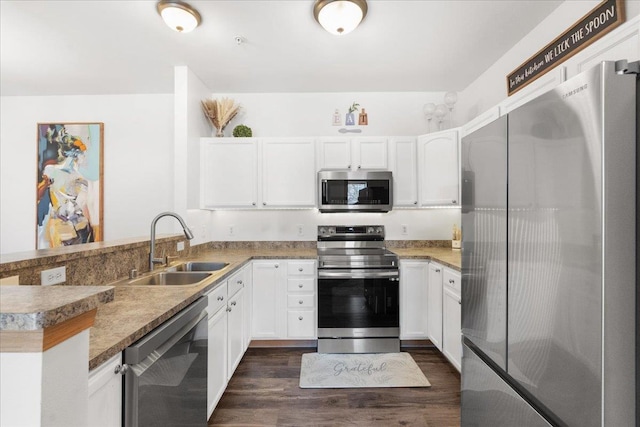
[{"xmin": 317, "ymin": 269, "xmax": 399, "ymax": 338}]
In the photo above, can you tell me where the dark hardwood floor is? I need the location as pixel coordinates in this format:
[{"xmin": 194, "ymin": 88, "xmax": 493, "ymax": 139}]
[{"xmin": 208, "ymin": 347, "xmax": 461, "ymax": 426}]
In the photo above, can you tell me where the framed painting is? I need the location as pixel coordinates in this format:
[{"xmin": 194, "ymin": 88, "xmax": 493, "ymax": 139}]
[{"xmin": 36, "ymin": 123, "xmax": 104, "ymax": 249}]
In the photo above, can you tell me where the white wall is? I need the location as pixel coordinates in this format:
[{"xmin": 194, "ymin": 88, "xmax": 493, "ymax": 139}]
[
  {"xmin": 459, "ymin": 0, "xmax": 640, "ymax": 123},
  {"xmin": 214, "ymin": 91, "xmax": 451, "ymax": 138},
  {"xmin": 0, "ymin": 94, "xmax": 174, "ymax": 255}
]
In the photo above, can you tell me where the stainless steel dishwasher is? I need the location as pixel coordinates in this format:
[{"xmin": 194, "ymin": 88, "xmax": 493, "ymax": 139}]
[{"xmin": 123, "ymin": 297, "xmax": 208, "ymax": 427}]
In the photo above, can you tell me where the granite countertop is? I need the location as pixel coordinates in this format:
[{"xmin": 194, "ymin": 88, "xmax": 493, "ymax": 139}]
[
  {"xmin": 0, "ymin": 285, "xmax": 114, "ymax": 330},
  {"xmin": 88, "ymin": 247, "xmax": 460, "ymax": 370}
]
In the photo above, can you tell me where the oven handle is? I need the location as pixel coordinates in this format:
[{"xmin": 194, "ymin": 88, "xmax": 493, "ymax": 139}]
[{"xmin": 318, "ymin": 269, "xmax": 399, "ymax": 279}]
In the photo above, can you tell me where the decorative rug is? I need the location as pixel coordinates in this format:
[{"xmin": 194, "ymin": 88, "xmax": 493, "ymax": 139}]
[{"xmin": 299, "ymin": 352, "xmax": 431, "ymax": 388}]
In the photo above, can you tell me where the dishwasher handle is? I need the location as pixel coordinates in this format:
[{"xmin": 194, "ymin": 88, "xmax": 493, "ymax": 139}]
[{"xmin": 123, "ymin": 297, "xmax": 208, "ymax": 365}]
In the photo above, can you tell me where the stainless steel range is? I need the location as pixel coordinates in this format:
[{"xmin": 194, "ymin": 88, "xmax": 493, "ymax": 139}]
[{"xmin": 317, "ymin": 225, "xmax": 400, "ymax": 353}]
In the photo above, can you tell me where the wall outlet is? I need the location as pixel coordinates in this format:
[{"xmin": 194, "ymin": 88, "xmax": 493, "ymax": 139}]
[
  {"xmin": 229, "ymin": 225, "xmax": 235, "ymax": 236},
  {"xmin": 177, "ymin": 241, "xmax": 185, "ymax": 251},
  {"xmin": 297, "ymin": 224, "xmax": 304, "ymax": 236},
  {"xmin": 41, "ymin": 266, "xmax": 66, "ymax": 286},
  {"xmin": 401, "ymin": 224, "xmax": 408, "ymax": 235}
]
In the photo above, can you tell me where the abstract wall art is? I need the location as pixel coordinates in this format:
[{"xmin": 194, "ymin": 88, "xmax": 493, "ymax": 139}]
[{"xmin": 36, "ymin": 123, "xmax": 104, "ymax": 249}]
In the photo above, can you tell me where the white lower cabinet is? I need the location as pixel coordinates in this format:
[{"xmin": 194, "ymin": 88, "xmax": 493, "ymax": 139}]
[
  {"xmin": 227, "ymin": 288, "xmax": 244, "ymax": 379},
  {"xmin": 206, "ymin": 265, "xmax": 251, "ymax": 417},
  {"xmin": 207, "ymin": 301, "xmax": 227, "ymax": 418},
  {"xmin": 251, "ymin": 259, "xmax": 317, "ymax": 340},
  {"xmin": 399, "ymin": 260, "xmax": 429, "ymax": 339},
  {"xmin": 442, "ymin": 268, "xmax": 462, "ymax": 372},
  {"xmin": 88, "ymin": 353, "xmax": 123, "ymax": 427},
  {"xmin": 427, "ymin": 262, "xmax": 444, "ymax": 351},
  {"xmin": 251, "ymin": 260, "xmax": 286, "ymax": 338}
]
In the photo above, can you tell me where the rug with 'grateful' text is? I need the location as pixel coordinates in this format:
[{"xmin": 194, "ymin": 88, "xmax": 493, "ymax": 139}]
[{"xmin": 299, "ymin": 352, "xmax": 431, "ymax": 388}]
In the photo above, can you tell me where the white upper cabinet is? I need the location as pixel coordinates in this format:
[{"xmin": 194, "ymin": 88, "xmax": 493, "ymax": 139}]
[
  {"xmin": 417, "ymin": 129, "xmax": 460, "ymax": 206},
  {"xmin": 201, "ymin": 138, "xmax": 259, "ymax": 208},
  {"xmin": 262, "ymin": 138, "xmax": 316, "ymax": 207},
  {"xmin": 389, "ymin": 137, "xmax": 418, "ymax": 207},
  {"xmin": 317, "ymin": 137, "xmax": 388, "ymax": 171}
]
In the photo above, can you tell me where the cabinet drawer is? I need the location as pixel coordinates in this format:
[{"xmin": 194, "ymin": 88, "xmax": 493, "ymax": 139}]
[
  {"xmin": 207, "ymin": 282, "xmax": 227, "ymax": 317},
  {"xmin": 287, "ymin": 277, "xmax": 315, "ymax": 292},
  {"xmin": 228, "ymin": 268, "xmax": 248, "ymax": 297},
  {"xmin": 287, "ymin": 310, "xmax": 316, "ymax": 338},
  {"xmin": 287, "ymin": 294, "xmax": 315, "ymax": 308},
  {"xmin": 287, "ymin": 260, "xmax": 316, "ymax": 276},
  {"xmin": 443, "ymin": 268, "xmax": 461, "ymax": 294}
]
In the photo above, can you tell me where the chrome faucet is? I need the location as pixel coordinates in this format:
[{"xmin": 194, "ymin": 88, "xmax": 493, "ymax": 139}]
[{"xmin": 149, "ymin": 212, "xmax": 194, "ymax": 271}]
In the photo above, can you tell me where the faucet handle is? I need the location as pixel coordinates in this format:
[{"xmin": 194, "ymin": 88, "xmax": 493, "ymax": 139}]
[{"xmin": 165, "ymin": 254, "xmax": 180, "ymax": 265}]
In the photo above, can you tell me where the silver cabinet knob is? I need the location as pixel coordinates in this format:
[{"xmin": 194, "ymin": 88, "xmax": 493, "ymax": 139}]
[
  {"xmin": 298, "ymin": 316, "xmax": 303, "ymax": 321},
  {"xmin": 231, "ymin": 301, "xmax": 237, "ymax": 306},
  {"xmin": 458, "ymin": 299, "xmax": 462, "ymax": 305},
  {"xmin": 414, "ymin": 201, "xmax": 418, "ymax": 205},
  {"xmin": 263, "ymin": 202, "xmax": 267, "ymax": 206},
  {"xmin": 252, "ymin": 202, "xmax": 256, "ymax": 206},
  {"xmin": 357, "ymin": 165, "xmax": 361, "ymax": 169},
  {"xmin": 452, "ymin": 200, "xmax": 457, "ymax": 204},
  {"xmin": 275, "ymin": 264, "xmax": 279, "ymax": 268},
  {"xmin": 298, "ymin": 267, "xmax": 303, "ymax": 272},
  {"xmin": 348, "ymin": 164, "xmax": 351, "ymax": 169},
  {"xmin": 435, "ymin": 269, "xmax": 441, "ymax": 273},
  {"xmin": 298, "ymin": 284, "xmax": 303, "ymax": 288},
  {"xmin": 298, "ymin": 300, "xmax": 304, "ymax": 304},
  {"xmin": 237, "ymin": 280, "xmax": 243, "ymax": 285},
  {"xmin": 114, "ymin": 364, "xmax": 128, "ymax": 375},
  {"xmin": 217, "ymin": 296, "xmax": 224, "ymax": 301},
  {"xmin": 227, "ymin": 307, "xmax": 232, "ymax": 312},
  {"xmin": 449, "ymin": 279, "xmax": 455, "ymax": 284}
]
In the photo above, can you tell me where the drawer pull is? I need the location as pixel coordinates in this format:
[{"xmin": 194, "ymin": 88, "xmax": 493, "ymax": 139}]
[
  {"xmin": 449, "ymin": 279, "xmax": 455, "ymax": 284},
  {"xmin": 226, "ymin": 307, "xmax": 232, "ymax": 312},
  {"xmin": 237, "ymin": 280, "xmax": 243, "ymax": 285},
  {"xmin": 298, "ymin": 316, "xmax": 303, "ymax": 321},
  {"xmin": 230, "ymin": 301, "xmax": 237, "ymax": 306},
  {"xmin": 217, "ymin": 296, "xmax": 224, "ymax": 301},
  {"xmin": 435, "ymin": 269, "xmax": 441, "ymax": 273},
  {"xmin": 298, "ymin": 284, "xmax": 303, "ymax": 288},
  {"xmin": 298, "ymin": 300, "xmax": 304, "ymax": 304}
]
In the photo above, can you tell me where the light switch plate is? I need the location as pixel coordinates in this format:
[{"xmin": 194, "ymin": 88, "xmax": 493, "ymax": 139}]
[{"xmin": 41, "ymin": 266, "xmax": 66, "ymax": 286}]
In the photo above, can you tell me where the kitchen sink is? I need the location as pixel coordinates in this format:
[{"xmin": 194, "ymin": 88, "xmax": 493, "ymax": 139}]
[
  {"xmin": 128, "ymin": 271, "xmax": 212, "ymax": 286},
  {"xmin": 169, "ymin": 261, "xmax": 229, "ymax": 272}
]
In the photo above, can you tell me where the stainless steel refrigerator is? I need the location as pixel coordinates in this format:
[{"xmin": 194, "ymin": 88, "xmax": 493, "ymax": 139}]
[{"xmin": 460, "ymin": 60, "xmax": 638, "ymax": 426}]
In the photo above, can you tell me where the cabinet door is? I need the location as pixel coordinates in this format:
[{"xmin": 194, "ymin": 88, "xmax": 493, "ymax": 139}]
[
  {"xmin": 227, "ymin": 289, "xmax": 244, "ymax": 379},
  {"xmin": 262, "ymin": 138, "xmax": 316, "ymax": 207},
  {"xmin": 208, "ymin": 306, "xmax": 227, "ymax": 418},
  {"xmin": 88, "ymin": 353, "xmax": 122, "ymax": 427},
  {"xmin": 443, "ymin": 286, "xmax": 462, "ymax": 372},
  {"xmin": 287, "ymin": 310, "xmax": 316, "ymax": 338},
  {"xmin": 251, "ymin": 261, "xmax": 285, "ymax": 338},
  {"xmin": 418, "ymin": 130, "xmax": 459, "ymax": 206},
  {"xmin": 201, "ymin": 138, "xmax": 258, "ymax": 208},
  {"xmin": 242, "ymin": 266, "xmax": 253, "ymax": 351},
  {"xmin": 400, "ymin": 261, "xmax": 429, "ymax": 339},
  {"xmin": 389, "ymin": 137, "xmax": 418, "ymax": 206},
  {"xmin": 353, "ymin": 137, "xmax": 388, "ymax": 170},
  {"xmin": 427, "ymin": 262, "xmax": 443, "ymax": 350},
  {"xmin": 317, "ymin": 137, "xmax": 351, "ymax": 170}
]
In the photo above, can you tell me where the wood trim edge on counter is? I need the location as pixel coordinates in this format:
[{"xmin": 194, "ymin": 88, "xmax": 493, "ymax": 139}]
[{"xmin": 0, "ymin": 308, "xmax": 97, "ymax": 353}]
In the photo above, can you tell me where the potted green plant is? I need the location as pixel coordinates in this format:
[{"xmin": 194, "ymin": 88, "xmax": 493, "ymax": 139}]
[
  {"xmin": 345, "ymin": 102, "xmax": 359, "ymax": 126},
  {"xmin": 232, "ymin": 124, "xmax": 252, "ymax": 137}
]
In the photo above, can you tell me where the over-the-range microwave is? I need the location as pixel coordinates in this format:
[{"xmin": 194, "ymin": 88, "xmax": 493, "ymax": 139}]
[{"xmin": 318, "ymin": 170, "xmax": 393, "ymax": 213}]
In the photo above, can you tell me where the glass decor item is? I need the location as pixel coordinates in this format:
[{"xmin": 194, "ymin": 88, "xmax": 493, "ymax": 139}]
[
  {"xmin": 423, "ymin": 103, "xmax": 436, "ymax": 132},
  {"xmin": 434, "ymin": 104, "xmax": 448, "ymax": 130}
]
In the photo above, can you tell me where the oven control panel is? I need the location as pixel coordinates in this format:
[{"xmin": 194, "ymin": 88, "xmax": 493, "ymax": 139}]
[{"xmin": 317, "ymin": 225, "xmax": 385, "ymax": 240}]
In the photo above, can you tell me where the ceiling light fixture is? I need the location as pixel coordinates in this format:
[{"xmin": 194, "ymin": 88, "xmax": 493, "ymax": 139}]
[
  {"xmin": 313, "ymin": 0, "xmax": 368, "ymax": 36},
  {"xmin": 157, "ymin": 1, "xmax": 201, "ymax": 33}
]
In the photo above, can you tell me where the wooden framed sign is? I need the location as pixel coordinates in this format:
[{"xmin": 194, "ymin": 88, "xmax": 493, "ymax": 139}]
[{"xmin": 507, "ymin": 0, "xmax": 625, "ymax": 96}]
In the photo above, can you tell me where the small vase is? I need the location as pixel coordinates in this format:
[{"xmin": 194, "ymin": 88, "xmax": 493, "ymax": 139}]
[{"xmin": 345, "ymin": 113, "xmax": 355, "ymax": 126}]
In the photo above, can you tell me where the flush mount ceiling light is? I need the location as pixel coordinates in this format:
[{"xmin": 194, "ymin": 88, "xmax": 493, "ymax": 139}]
[
  {"xmin": 313, "ymin": 0, "xmax": 368, "ymax": 36},
  {"xmin": 157, "ymin": 1, "xmax": 201, "ymax": 33}
]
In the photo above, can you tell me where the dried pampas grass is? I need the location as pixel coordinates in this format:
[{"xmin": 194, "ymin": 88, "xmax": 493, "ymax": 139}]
[{"xmin": 201, "ymin": 98, "xmax": 241, "ymax": 136}]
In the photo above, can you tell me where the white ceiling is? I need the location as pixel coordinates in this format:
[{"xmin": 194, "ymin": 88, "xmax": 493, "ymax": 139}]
[{"xmin": 0, "ymin": 0, "xmax": 563, "ymax": 96}]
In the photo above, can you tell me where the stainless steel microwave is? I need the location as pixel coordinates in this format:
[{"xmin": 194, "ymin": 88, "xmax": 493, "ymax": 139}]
[{"xmin": 318, "ymin": 170, "xmax": 393, "ymax": 213}]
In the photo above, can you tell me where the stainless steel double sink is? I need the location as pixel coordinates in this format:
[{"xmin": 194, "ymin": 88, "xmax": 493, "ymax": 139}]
[{"xmin": 124, "ymin": 261, "xmax": 229, "ymax": 286}]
